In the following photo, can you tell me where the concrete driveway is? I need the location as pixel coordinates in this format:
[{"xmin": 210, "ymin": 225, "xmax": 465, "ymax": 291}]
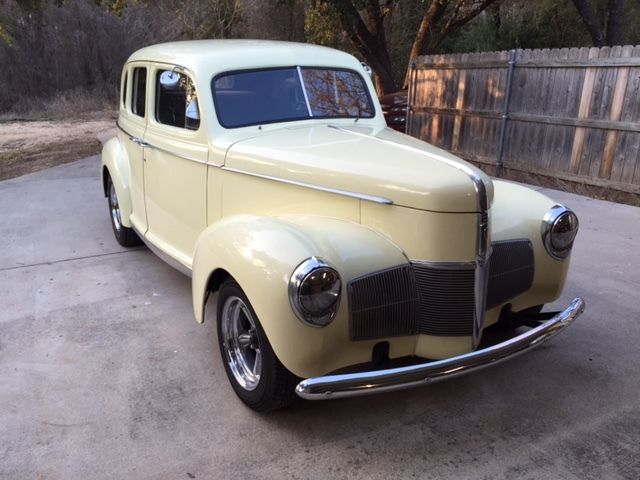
[{"xmin": 1, "ymin": 156, "xmax": 639, "ymax": 480}]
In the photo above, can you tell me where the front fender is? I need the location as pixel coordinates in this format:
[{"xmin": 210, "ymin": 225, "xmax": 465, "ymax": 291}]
[
  {"xmin": 192, "ymin": 214, "xmax": 411, "ymax": 378},
  {"xmin": 490, "ymin": 180, "xmax": 571, "ymax": 314},
  {"xmin": 101, "ymin": 137, "xmax": 133, "ymax": 228}
]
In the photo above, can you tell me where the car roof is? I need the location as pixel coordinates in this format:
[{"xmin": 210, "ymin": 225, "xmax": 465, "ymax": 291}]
[{"xmin": 126, "ymin": 40, "xmax": 363, "ymax": 78}]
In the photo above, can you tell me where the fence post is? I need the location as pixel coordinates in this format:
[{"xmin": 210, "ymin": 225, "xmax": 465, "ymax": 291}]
[
  {"xmin": 496, "ymin": 49, "xmax": 517, "ymax": 177},
  {"xmin": 406, "ymin": 61, "xmax": 417, "ymax": 135}
]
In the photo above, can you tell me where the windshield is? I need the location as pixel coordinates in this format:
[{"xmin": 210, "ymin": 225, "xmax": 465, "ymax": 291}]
[{"xmin": 212, "ymin": 67, "xmax": 375, "ymax": 128}]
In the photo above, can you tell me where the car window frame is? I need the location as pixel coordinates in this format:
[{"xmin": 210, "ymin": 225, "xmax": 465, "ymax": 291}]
[
  {"xmin": 147, "ymin": 64, "xmax": 202, "ymax": 136},
  {"xmin": 153, "ymin": 68, "xmax": 202, "ymax": 132},
  {"xmin": 120, "ymin": 69, "xmax": 128, "ymax": 111},
  {"xmin": 130, "ymin": 66, "xmax": 147, "ymax": 119},
  {"xmin": 211, "ymin": 65, "xmax": 376, "ymax": 129}
]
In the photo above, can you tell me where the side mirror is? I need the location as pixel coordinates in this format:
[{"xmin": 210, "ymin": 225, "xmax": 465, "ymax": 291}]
[{"xmin": 159, "ymin": 70, "xmax": 181, "ymax": 88}]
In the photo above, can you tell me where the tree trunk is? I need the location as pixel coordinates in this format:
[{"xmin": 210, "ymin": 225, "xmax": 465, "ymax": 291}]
[
  {"xmin": 606, "ymin": 0, "xmax": 626, "ymax": 46},
  {"xmin": 402, "ymin": 0, "xmax": 445, "ymax": 89},
  {"xmin": 328, "ymin": 0, "xmax": 397, "ymax": 94},
  {"xmin": 571, "ymin": 0, "xmax": 605, "ymax": 46}
]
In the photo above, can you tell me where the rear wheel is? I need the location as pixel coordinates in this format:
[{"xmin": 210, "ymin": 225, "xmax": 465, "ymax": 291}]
[
  {"xmin": 107, "ymin": 176, "xmax": 141, "ymax": 247},
  {"xmin": 217, "ymin": 279, "xmax": 298, "ymax": 412}
]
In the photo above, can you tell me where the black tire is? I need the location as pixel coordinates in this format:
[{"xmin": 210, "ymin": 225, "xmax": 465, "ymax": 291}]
[
  {"xmin": 216, "ymin": 279, "xmax": 299, "ymax": 412},
  {"xmin": 106, "ymin": 176, "xmax": 142, "ymax": 247}
]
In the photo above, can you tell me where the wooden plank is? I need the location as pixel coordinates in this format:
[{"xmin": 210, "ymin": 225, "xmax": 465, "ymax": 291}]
[
  {"xmin": 600, "ymin": 45, "xmax": 633, "ymax": 179},
  {"xmin": 617, "ymin": 45, "xmax": 640, "ymax": 184},
  {"xmin": 430, "ymin": 66, "xmax": 444, "ymax": 144},
  {"xmin": 569, "ymin": 47, "xmax": 599, "ymax": 173},
  {"xmin": 509, "ymin": 113, "xmax": 640, "ymax": 132},
  {"xmin": 456, "ymin": 151, "xmax": 640, "ymax": 194},
  {"xmin": 586, "ymin": 47, "xmax": 616, "ymax": 178},
  {"xmin": 451, "ymin": 55, "xmax": 467, "ymax": 152},
  {"xmin": 556, "ymin": 47, "xmax": 585, "ymax": 172},
  {"xmin": 415, "ymin": 57, "xmax": 640, "ymax": 70},
  {"xmin": 412, "ymin": 107, "xmax": 640, "ymax": 132}
]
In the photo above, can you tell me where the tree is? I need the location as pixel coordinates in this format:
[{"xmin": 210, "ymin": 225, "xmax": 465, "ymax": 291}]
[
  {"xmin": 570, "ymin": 0, "xmax": 628, "ymax": 46},
  {"xmin": 311, "ymin": 1, "xmax": 500, "ymax": 94}
]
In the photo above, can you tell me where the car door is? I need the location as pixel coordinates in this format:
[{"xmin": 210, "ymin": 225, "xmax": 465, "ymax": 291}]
[
  {"xmin": 142, "ymin": 65, "xmax": 208, "ymax": 270},
  {"xmin": 117, "ymin": 63, "xmax": 149, "ymax": 233}
]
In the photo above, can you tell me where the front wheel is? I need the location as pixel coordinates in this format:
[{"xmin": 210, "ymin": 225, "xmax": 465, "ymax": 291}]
[{"xmin": 217, "ymin": 279, "xmax": 298, "ymax": 412}]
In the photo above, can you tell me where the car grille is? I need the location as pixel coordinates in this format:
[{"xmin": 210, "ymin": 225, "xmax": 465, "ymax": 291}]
[
  {"xmin": 348, "ymin": 265, "xmax": 419, "ymax": 340},
  {"xmin": 347, "ymin": 239, "xmax": 534, "ymax": 340},
  {"xmin": 486, "ymin": 240, "xmax": 534, "ymax": 309}
]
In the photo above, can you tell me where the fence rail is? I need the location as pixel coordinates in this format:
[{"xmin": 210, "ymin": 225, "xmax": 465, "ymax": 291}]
[{"xmin": 407, "ymin": 45, "xmax": 640, "ymax": 196}]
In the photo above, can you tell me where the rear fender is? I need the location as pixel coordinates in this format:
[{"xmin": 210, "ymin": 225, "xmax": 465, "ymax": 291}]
[{"xmin": 101, "ymin": 137, "xmax": 133, "ymax": 228}]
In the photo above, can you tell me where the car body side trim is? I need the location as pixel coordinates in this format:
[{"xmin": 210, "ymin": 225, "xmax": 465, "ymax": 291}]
[
  {"xmin": 131, "ymin": 224, "xmax": 192, "ymax": 277},
  {"xmin": 116, "ymin": 121, "xmax": 208, "ymax": 165},
  {"xmin": 221, "ymin": 166, "xmax": 394, "ymax": 205},
  {"xmin": 296, "ymin": 297, "xmax": 585, "ymax": 400}
]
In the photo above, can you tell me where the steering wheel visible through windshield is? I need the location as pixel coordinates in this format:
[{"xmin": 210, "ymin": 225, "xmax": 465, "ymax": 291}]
[{"xmin": 212, "ymin": 67, "xmax": 375, "ymax": 128}]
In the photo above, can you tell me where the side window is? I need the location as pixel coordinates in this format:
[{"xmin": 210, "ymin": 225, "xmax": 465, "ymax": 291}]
[
  {"xmin": 131, "ymin": 67, "xmax": 146, "ymax": 118},
  {"xmin": 155, "ymin": 70, "xmax": 200, "ymax": 131},
  {"xmin": 120, "ymin": 71, "xmax": 128, "ymax": 109}
]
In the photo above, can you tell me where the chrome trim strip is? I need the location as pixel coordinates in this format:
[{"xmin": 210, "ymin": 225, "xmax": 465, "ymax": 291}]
[
  {"xmin": 144, "ymin": 142, "xmax": 208, "ymax": 165},
  {"xmin": 296, "ymin": 297, "xmax": 585, "ymax": 400},
  {"xmin": 221, "ymin": 167, "xmax": 394, "ymax": 205},
  {"xmin": 297, "ymin": 66, "xmax": 313, "ymax": 117},
  {"xmin": 411, "ymin": 260, "xmax": 476, "ymax": 270},
  {"xmin": 131, "ymin": 224, "xmax": 192, "ymax": 278},
  {"xmin": 117, "ymin": 121, "xmax": 208, "ymax": 165},
  {"xmin": 473, "ymin": 211, "xmax": 490, "ymax": 348},
  {"xmin": 116, "ymin": 121, "xmax": 137, "ymax": 141}
]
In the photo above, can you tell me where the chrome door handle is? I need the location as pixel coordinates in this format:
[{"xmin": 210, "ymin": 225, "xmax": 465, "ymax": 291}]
[{"xmin": 130, "ymin": 136, "xmax": 151, "ymax": 148}]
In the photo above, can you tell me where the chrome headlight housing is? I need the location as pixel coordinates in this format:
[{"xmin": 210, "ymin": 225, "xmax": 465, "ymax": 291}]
[
  {"xmin": 289, "ymin": 257, "xmax": 342, "ymax": 327},
  {"xmin": 541, "ymin": 204, "xmax": 579, "ymax": 260}
]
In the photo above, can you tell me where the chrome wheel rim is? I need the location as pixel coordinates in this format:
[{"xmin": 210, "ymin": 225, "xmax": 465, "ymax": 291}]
[
  {"xmin": 221, "ymin": 296, "xmax": 262, "ymax": 391},
  {"xmin": 109, "ymin": 182, "xmax": 122, "ymax": 232}
]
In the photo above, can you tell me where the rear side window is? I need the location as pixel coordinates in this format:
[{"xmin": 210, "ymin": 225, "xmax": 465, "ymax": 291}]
[
  {"xmin": 131, "ymin": 67, "xmax": 146, "ymax": 117},
  {"xmin": 155, "ymin": 70, "xmax": 200, "ymax": 131},
  {"xmin": 121, "ymin": 71, "xmax": 128, "ymax": 108}
]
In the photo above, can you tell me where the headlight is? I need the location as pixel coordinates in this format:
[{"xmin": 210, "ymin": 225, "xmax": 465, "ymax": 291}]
[
  {"xmin": 541, "ymin": 204, "xmax": 579, "ymax": 260},
  {"xmin": 289, "ymin": 257, "xmax": 342, "ymax": 327}
]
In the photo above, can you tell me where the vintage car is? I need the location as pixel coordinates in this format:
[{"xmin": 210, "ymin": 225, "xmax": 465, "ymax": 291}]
[{"xmin": 101, "ymin": 40, "xmax": 584, "ymax": 411}]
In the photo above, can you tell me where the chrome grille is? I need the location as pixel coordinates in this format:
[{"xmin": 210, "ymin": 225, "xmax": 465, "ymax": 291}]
[
  {"xmin": 487, "ymin": 239, "xmax": 534, "ymax": 309},
  {"xmin": 413, "ymin": 263, "xmax": 476, "ymax": 336},
  {"xmin": 348, "ymin": 265, "xmax": 419, "ymax": 340},
  {"xmin": 347, "ymin": 240, "xmax": 534, "ymax": 341}
]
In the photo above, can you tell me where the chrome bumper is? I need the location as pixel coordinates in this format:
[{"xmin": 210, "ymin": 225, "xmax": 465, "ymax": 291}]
[{"xmin": 296, "ymin": 297, "xmax": 585, "ymax": 400}]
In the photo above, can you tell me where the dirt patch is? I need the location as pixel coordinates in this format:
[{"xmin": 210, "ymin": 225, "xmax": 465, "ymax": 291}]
[{"xmin": 0, "ymin": 114, "xmax": 116, "ymax": 181}]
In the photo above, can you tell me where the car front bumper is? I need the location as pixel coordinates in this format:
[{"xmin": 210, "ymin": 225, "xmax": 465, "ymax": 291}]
[{"xmin": 295, "ymin": 297, "xmax": 585, "ymax": 400}]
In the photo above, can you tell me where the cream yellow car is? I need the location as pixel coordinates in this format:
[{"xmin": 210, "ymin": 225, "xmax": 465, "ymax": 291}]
[{"xmin": 101, "ymin": 40, "xmax": 584, "ymax": 411}]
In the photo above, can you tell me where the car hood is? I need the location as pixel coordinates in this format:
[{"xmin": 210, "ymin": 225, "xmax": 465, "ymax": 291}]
[{"xmin": 224, "ymin": 124, "xmax": 493, "ymax": 213}]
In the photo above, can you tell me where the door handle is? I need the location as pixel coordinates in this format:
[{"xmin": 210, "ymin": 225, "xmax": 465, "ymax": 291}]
[{"xmin": 130, "ymin": 136, "xmax": 150, "ymax": 148}]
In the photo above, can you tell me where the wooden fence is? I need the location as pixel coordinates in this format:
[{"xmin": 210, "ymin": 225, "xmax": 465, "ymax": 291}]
[{"xmin": 406, "ymin": 45, "xmax": 640, "ymax": 197}]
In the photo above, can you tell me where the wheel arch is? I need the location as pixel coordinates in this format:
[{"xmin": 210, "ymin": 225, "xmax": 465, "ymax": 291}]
[
  {"xmin": 191, "ymin": 214, "xmax": 409, "ymax": 378},
  {"xmin": 101, "ymin": 136, "xmax": 134, "ymax": 228}
]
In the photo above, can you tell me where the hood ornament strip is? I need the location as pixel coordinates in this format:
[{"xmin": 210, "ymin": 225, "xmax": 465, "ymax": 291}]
[{"xmin": 221, "ymin": 166, "xmax": 393, "ymax": 205}]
